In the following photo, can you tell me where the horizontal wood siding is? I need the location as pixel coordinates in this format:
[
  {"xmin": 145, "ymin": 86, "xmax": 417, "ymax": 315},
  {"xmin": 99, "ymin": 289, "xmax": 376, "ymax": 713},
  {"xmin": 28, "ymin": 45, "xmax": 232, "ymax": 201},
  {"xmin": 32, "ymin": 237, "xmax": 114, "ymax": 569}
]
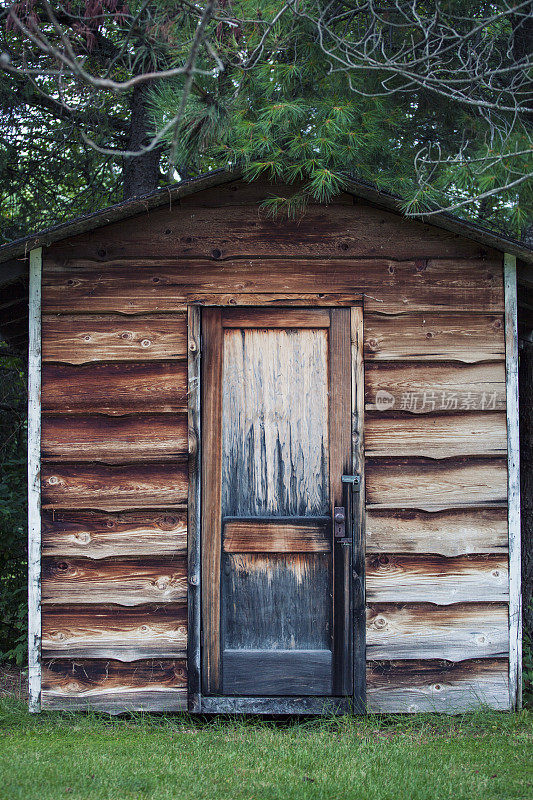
[
  {"xmin": 364, "ymin": 284, "xmax": 510, "ymax": 711},
  {"xmin": 40, "ymin": 181, "xmax": 509, "ymax": 713}
]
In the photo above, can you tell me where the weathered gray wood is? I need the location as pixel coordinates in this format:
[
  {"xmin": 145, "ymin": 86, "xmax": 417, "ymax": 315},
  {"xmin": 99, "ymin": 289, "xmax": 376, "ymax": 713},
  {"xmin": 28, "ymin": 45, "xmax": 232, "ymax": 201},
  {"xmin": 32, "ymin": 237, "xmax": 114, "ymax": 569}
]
[
  {"xmin": 41, "ymin": 510, "xmax": 187, "ymax": 559},
  {"xmin": 365, "ymin": 361, "xmax": 506, "ymax": 414},
  {"xmin": 41, "ymin": 690, "xmax": 188, "ymax": 713},
  {"xmin": 366, "ymin": 659, "xmax": 510, "ymax": 713},
  {"xmin": 364, "ymin": 313, "xmax": 505, "ymax": 362},
  {"xmin": 222, "ymin": 650, "xmax": 333, "ymax": 696},
  {"xmin": 505, "ymin": 252, "xmax": 522, "ymax": 709},
  {"xmin": 41, "ymin": 604, "xmax": 187, "ymax": 660},
  {"xmin": 187, "ymin": 306, "xmax": 201, "ymax": 711},
  {"xmin": 221, "ymin": 327, "xmax": 329, "ymax": 516},
  {"xmin": 365, "ymin": 457, "xmax": 507, "ymax": 507},
  {"xmin": 28, "ymin": 247, "xmax": 42, "ymax": 713},
  {"xmin": 365, "ymin": 413, "xmax": 507, "ymax": 458},
  {"xmin": 223, "ymin": 553, "xmax": 331, "ymax": 650},
  {"xmin": 366, "ymin": 603, "xmax": 509, "ymax": 661},
  {"xmin": 366, "ymin": 554, "xmax": 509, "ymax": 604},
  {"xmin": 199, "ymin": 696, "xmax": 354, "ymax": 714},
  {"xmin": 366, "ymin": 507, "xmax": 508, "ymax": 556},
  {"xmin": 223, "ymin": 517, "xmax": 331, "ymax": 553},
  {"xmin": 41, "ymin": 556, "xmax": 187, "ymax": 605}
]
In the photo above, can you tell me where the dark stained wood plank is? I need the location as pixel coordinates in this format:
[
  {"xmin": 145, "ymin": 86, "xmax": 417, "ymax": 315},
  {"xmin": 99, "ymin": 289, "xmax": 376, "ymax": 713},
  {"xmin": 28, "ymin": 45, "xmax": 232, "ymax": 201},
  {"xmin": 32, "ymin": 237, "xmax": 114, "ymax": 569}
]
[
  {"xmin": 351, "ymin": 306, "xmax": 366, "ymax": 709},
  {"xmin": 366, "ymin": 603, "xmax": 509, "ymax": 662},
  {"xmin": 222, "ymin": 327, "xmax": 330, "ymax": 516},
  {"xmin": 221, "ymin": 308, "xmax": 331, "ymax": 328},
  {"xmin": 41, "ymin": 413, "xmax": 188, "ymax": 462},
  {"xmin": 42, "ymin": 509, "xmax": 186, "ymax": 559},
  {"xmin": 329, "ymin": 308, "xmax": 353, "ymax": 697},
  {"xmin": 364, "ymin": 313, "xmax": 505, "ymax": 362},
  {"xmin": 365, "ymin": 457, "xmax": 508, "ymax": 507},
  {"xmin": 187, "ymin": 306, "xmax": 201, "ymax": 711},
  {"xmin": 364, "ymin": 361, "xmax": 506, "ymax": 414},
  {"xmin": 47, "ymin": 203, "xmax": 498, "ymax": 262},
  {"xmin": 42, "ymin": 361, "xmax": 187, "ymax": 414},
  {"xmin": 366, "ymin": 507, "xmax": 508, "ymax": 556},
  {"xmin": 179, "ymin": 179, "xmax": 354, "ymax": 207},
  {"xmin": 223, "ymin": 553, "xmax": 331, "ymax": 650},
  {"xmin": 41, "ymin": 461, "xmax": 188, "ymax": 511},
  {"xmin": 366, "ymin": 659, "xmax": 509, "ymax": 712},
  {"xmin": 42, "ymin": 604, "xmax": 187, "ymax": 660},
  {"xmin": 366, "ymin": 554, "xmax": 508, "ymax": 604},
  {"xmin": 41, "ymin": 658, "xmax": 187, "ymax": 712},
  {"xmin": 42, "ymin": 313, "xmax": 187, "ymax": 364},
  {"xmin": 42, "ymin": 258, "xmax": 502, "ymax": 315},
  {"xmin": 201, "ymin": 308, "xmax": 223, "ymax": 694},
  {"xmin": 223, "ymin": 517, "xmax": 331, "ymax": 553},
  {"xmin": 365, "ymin": 412, "xmax": 507, "ymax": 458},
  {"xmin": 222, "ymin": 650, "xmax": 333, "ymax": 696},
  {"xmin": 42, "ymin": 556, "xmax": 187, "ymax": 605}
]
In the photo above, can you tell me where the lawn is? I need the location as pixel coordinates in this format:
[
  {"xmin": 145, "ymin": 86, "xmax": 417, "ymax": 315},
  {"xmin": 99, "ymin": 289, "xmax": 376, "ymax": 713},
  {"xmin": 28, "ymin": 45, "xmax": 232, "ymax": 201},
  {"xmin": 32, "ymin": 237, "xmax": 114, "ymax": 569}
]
[{"xmin": 0, "ymin": 700, "xmax": 531, "ymax": 800}]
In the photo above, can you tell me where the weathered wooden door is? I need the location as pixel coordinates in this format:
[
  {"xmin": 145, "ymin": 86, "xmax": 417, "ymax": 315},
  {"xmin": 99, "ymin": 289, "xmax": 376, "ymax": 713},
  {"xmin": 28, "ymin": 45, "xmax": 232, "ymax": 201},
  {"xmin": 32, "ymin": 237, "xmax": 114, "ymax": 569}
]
[{"xmin": 201, "ymin": 307, "xmax": 364, "ymax": 706}]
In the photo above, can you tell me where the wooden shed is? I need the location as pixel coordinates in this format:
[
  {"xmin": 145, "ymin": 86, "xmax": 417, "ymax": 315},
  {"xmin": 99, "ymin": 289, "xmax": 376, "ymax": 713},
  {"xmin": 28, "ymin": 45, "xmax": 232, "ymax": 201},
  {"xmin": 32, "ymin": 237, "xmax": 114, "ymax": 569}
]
[{"xmin": 0, "ymin": 169, "xmax": 530, "ymax": 714}]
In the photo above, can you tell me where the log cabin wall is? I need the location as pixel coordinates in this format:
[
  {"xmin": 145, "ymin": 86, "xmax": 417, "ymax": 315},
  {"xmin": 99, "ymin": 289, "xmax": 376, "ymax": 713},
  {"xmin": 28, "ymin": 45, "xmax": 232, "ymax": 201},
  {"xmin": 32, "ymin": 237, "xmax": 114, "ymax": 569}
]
[{"xmin": 38, "ymin": 179, "xmax": 510, "ymax": 712}]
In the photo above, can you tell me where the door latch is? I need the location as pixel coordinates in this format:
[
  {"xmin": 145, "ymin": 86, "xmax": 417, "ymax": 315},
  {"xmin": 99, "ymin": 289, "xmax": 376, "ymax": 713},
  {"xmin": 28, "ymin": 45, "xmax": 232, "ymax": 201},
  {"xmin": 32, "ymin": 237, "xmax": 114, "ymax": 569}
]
[
  {"xmin": 334, "ymin": 506, "xmax": 346, "ymax": 539},
  {"xmin": 341, "ymin": 474, "xmax": 361, "ymax": 490}
]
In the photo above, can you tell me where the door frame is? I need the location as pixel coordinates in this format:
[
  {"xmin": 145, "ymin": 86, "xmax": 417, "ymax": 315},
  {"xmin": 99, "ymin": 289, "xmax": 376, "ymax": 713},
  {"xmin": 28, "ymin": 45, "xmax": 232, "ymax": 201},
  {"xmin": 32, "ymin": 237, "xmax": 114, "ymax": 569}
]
[{"xmin": 187, "ymin": 298, "xmax": 366, "ymax": 714}]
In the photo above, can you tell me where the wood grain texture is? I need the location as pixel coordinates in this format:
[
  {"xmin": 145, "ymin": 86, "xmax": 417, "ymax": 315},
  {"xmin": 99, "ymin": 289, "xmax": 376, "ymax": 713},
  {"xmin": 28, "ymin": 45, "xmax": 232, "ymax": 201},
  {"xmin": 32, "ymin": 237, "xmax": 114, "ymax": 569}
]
[
  {"xmin": 366, "ymin": 507, "xmax": 508, "ymax": 556},
  {"xmin": 41, "ymin": 461, "xmax": 188, "ymax": 510},
  {"xmin": 42, "ymin": 361, "xmax": 187, "ymax": 414},
  {"xmin": 28, "ymin": 247, "xmax": 42, "ymax": 713},
  {"xmin": 222, "ymin": 650, "xmax": 332, "ymax": 696},
  {"xmin": 366, "ymin": 659, "xmax": 509, "ymax": 712},
  {"xmin": 42, "ymin": 510, "xmax": 187, "ymax": 559},
  {"xmin": 365, "ymin": 457, "xmax": 507, "ymax": 507},
  {"xmin": 365, "ymin": 413, "xmax": 507, "ymax": 458},
  {"xmin": 366, "ymin": 554, "xmax": 508, "ymax": 604},
  {"xmin": 223, "ymin": 517, "xmax": 331, "ymax": 553},
  {"xmin": 42, "ymin": 556, "xmax": 187, "ymax": 605},
  {"xmin": 47, "ymin": 203, "xmax": 497, "ymax": 262},
  {"xmin": 364, "ymin": 313, "xmax": 505, "ymax": 362},
  {"xmin": 351, "ymin": 305, "xmax": 366, "ymax": 708},
  {"xmin": 365, "ymin": 361, "xmax": 506, "ymax": 413},
  {"xmin": 187, "ymin": 305, "xmax": 201, "ymax": 711},
  {"xmin": 41, "ymin": 413, "xmax": 188, "ymax": 462},
  {"xmin": 366, "ymin": 603, "xmax": 509, "ymax": 661},
  {"xmin": 505, "ymin": 253, "xmax": 522, "ymax": 709},
  {"xmin": 42, "ymin": 314, "xmax": 187, "ymax": 363},
  {"xmin": 221, "ymin": 308, "xmax": 331, "ymax": 328},
  {"xmin": 223, "ymin": 553, "xmax": 331, "ymax": 650},
  {"xmin": 201, "ymin": 308, "xmax": 223, "ymax": 694},
  {"xmin": 42, "ymin": 604, "xmax": 187, "ymax": 660},
  {"xmin": 222, "ymin": 327, "xmax": 329, "ymax": 516},
  {"xmin": 41, "ymin": 658, "xmax": 187, "ymax": 712},
  {"xmin": 179, "ymin": 179, "xmax": 354, "ymax": 207},
  {"xmin": 42, "ymin": 258, "xmax": 502, "ymax": 315}
]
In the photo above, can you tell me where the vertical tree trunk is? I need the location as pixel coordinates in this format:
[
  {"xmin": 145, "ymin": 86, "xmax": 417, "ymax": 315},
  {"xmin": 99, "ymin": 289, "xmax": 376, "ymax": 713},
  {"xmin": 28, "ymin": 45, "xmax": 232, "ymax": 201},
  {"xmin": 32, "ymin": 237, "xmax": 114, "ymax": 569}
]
[{"xmin": 122, "ymin": 83, "xmax": 162, "ymax": 200}]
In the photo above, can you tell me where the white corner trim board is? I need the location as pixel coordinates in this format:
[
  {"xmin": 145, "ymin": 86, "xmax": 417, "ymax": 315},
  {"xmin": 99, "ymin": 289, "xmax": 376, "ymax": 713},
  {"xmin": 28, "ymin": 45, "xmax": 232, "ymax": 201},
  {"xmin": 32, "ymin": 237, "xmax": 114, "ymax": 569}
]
[
  {"xmin": 504, "ymin": 252, "xmax": 522, "ymax": 710},
  {"xmin": 28, "ymin": 247, "xmax": 42, "ymax": 712}
]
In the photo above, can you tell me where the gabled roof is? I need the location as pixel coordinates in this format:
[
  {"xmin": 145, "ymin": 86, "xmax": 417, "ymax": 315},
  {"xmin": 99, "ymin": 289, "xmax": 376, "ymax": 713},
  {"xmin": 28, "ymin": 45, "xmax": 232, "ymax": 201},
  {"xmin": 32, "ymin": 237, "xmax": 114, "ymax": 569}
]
[{"xmin": 1, "ymin": 168, "xmax": 532, "ymax": 280}]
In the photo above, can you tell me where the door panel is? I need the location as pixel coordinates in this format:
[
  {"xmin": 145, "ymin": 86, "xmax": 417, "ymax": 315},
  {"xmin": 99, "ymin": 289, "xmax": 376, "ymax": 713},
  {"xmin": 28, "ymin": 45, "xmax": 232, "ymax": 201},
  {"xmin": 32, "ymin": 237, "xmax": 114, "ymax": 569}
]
[{"xmin": 201, "ymin": 307, "xmax": 356, "ymax": 698}]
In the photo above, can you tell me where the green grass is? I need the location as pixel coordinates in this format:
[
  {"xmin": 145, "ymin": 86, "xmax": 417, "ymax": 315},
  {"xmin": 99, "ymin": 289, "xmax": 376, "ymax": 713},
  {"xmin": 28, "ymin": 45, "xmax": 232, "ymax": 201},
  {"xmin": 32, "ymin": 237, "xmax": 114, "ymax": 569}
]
[{"xmin": 0, "ymin": 699, "xmax": 531, "ymax": 800}]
